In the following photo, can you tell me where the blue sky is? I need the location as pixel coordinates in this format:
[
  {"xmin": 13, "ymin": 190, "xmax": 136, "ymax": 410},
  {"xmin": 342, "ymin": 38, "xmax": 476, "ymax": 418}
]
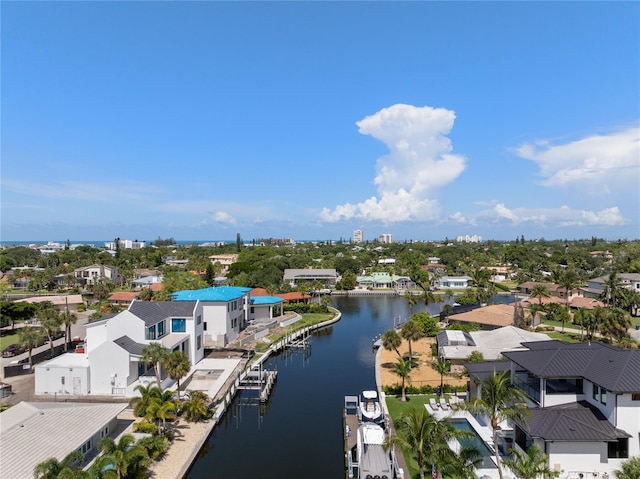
[{"xmin": 2, "ymin": 1, "xmax": 639, "ymax": 243}]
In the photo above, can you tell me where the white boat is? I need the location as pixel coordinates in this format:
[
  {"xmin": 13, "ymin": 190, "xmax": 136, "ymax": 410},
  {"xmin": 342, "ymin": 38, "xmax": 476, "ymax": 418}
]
[
  {"xmin": 344, "ymin": 395, "xmax": 403, "ymax": 479},
  {"xmin": 360, "ymin": 390, "xmax": 384, "ymax": 425}
]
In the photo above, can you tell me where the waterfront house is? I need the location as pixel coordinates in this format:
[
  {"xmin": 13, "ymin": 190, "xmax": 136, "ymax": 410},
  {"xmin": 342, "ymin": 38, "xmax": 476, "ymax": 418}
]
[
  {"xmin": 283, "ymin": 268, "xmax": 338, "ymax": 288},
  {"xmin": 435, "ymin": 276, "xmax": 472, "ymax": 289},
  {"xmin": 467, "ymin": 340, "xmax": 640, "ymax": 478},
  {"xmin": 171, "ymin": 286, "xmax": 252, "ymax": 348},
  {"xmin": 35, "ymin": 300, "xmax": 205, "ymax": 396}
]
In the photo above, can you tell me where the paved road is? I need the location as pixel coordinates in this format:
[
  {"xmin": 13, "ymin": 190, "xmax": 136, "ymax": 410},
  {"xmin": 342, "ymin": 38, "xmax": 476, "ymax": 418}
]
[{"xmin": 1, "ymin": 311, "xmax": 91, "ymax": 380}]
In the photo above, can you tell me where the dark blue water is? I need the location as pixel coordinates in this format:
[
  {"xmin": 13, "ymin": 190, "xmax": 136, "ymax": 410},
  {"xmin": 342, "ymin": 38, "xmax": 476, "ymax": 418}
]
[{"xmin": 186, "ymin": 295, "xmax": 513, "ymax": 479}]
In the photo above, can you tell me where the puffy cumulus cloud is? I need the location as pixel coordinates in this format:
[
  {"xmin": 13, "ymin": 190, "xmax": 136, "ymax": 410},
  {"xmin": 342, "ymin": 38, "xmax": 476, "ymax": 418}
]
[
  {"xmin": 320, "ymin": 104, "xmax": 466, "ymax": 224},
  {"xmin": 449, "ymin": 212, "xmax": 468, "ymax": 224},
  {"xmin": 516, "ymin": 127, "xmax": 639, "ymax": 191},
  {"xmin": 477, "ymin": 203, "xmax": 628, "ymax": 227},
  {"xmin": 212, "ymin": 211, "xmax": 236, "ymax": 225}
]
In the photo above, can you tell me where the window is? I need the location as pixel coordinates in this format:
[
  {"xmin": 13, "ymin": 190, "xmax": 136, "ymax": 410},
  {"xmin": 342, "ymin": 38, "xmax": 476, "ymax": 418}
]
[
  {"xmin": 601, "ymin": 389, "xmax": 607, "ymax": 405},
  {"xmin": 632, "ymin": 393, "xmax": 640, "ymax": 401},
  {"xmin": 593, "ymin": 384, "xmax": 600, "ymax": 401},
  {"xmin": 146, "ymin": 325, "xmax": 156, "ymax": 340},
  {"xmin": 203, "ymin": 322, "xmax": 207, "ymax": 331},
  {"xmin": 197, "ymin": 335, "xmax": 202, "ymax": 350},
  {"xmin": 172, "ymin": 318, "xmax": 186, "ymax": 333},
  {"xmin": 232, "ymin": 318, "xmax": 238, "ymax": 328},
  {"xmin": 196, "ymin": 315, "xmax": 201, "ymax": 325},
  {"xmin": 157, "ymin": 320, "xmax": 165, "ymax": 338},
  {"xmin": 608, "ymin": 438, "xmax": 629, "ymax": 459},
  {"xmin": 250, "ymin": 307, "xmax": 254, "ymax": 314}
]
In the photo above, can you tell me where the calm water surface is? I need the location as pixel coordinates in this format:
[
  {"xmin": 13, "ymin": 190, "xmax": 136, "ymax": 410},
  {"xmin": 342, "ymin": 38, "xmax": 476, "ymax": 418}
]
[{"xmin": 186, "ymin": 295, "xmax": 512, "ymax": 479}]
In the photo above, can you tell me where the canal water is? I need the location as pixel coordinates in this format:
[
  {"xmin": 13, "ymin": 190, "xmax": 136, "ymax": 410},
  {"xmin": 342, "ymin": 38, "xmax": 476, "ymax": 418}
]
[{"xmin": 186, "ymin": 294, "xmax": 512, "ymax": 479}]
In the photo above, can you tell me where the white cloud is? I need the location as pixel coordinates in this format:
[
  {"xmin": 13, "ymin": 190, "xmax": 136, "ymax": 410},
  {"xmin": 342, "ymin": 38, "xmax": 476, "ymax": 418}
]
[
  {"xmin": 212, "ymin": 211, "xmax": 236, "ymax": 225},
  {"xmin": 477, "ymin": 203, "xmax": 627, "ymax": 227},
  {"xmin": 449, "ymin": 212, "xmax": 467, "ymax": 224},
  {"xmin": 516, "ymin": 127, "xmax": 640, "ymax": 191},
  {"xmin": 320, "ymin": 104, "xmax": 466, "ymax": 223}
]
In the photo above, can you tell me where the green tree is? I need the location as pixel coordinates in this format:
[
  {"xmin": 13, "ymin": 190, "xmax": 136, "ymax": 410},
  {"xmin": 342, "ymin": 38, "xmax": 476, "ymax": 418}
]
[
  {"xmin": 141, "ymin": 343, "xmax": 169, "ymax": 390},
  {"xmin": 600, "ymin": 307, "xmax": 633, "ymax": 343},
  {"xmin": 182, "ymin": 390, "xmax": 211, "ymax": 422},
  {"xmin": 59, "ymin": 310, "xmax": 78, "ymax": 352},
  {"xmin": 34, "ymin": 450, "xmax": 85, "ymax": 479},
  {"xmin": 431, "ymin": 356, "xmax": 451, "ymax": 397},
  {"xmin": 557, "ymin": 268, "xmax": 580, "ymax": 309},
  {"xmin": 614, "ymin": 455, "xmax": 640, "ymax": 479},
  {"xmin": 162, "ymin": 350, "xmax": 191, "ymax": 394},
  {"xmin": 129, "ymin": 383, "xmax": 163, "ymax": 418},
  {"xmin": 461, "ymin": 370, "xmax": 530, "ymax": 479},
  {"xmin": 38, "ymin": 304, "xmax": 61, "ymax": 359},
  {"xmin": 0, "ymin": 301, "xmax": 37, "ymax": 329},
  {"xmin": 204, "ymin": 263, "xmax": 216, "ymax": 286},
  {"xmin": 392, "ymin": 357, "xmax": 412, "ymax": 402},
  {"xmin": 466, "ymin": 350, "xmax": 485, "ymax": 363},
  {"xmin": 97, "ymin": 434, "xmax": 150, "ymax": 479},
  {"xmin": 528, "ymin": 283, "xmax": 551, "ymax": 306},
  {"xmin": 18, "ymin": 326, "xmax": 43, "ymax": 366},
  {"xmin": 502, "ymin": 443, "xmax": 559, "ymax": 479},
  {"xmin": 400, "ymin": 319, "xmax": 423, "ymax": 365},
  {"xmin": 381, "ymin": 329, "xmax": 402, "ymax": 358}
]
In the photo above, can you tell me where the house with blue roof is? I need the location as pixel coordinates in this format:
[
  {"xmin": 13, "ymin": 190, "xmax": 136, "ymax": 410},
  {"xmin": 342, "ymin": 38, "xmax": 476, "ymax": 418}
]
[{"xmin": 171, "ymin": 286, "xmax": 283, "ymax": 347}]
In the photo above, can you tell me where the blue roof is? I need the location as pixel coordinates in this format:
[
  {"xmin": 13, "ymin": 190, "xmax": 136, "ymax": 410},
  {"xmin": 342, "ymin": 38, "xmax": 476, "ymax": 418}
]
[
  {"xmin": 171, "ymin": 286, "xmax": 252, "ymax": 302},
  {"xmin": 250, "ymin": 296, "xmax": 284, "ymax": 305}
]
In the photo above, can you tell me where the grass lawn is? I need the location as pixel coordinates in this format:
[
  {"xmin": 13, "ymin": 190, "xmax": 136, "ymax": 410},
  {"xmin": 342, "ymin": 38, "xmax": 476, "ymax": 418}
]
[
  {"xmin": 0, "ymin": 333, "xmax": 20, "ymax": 350},
  {"xmin": 385, "ymin": 394, "xmax": 433, "ymax": 479}
]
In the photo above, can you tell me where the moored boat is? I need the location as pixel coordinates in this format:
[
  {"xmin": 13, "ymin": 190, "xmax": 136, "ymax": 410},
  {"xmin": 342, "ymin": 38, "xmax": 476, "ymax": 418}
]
[
  {"xmin": 359, "ymin": 390, "xmax": 384, "ymax": 425},
  {"xmin": 344, "ymin": 395, "xmax": 403, "ymax": 479}
]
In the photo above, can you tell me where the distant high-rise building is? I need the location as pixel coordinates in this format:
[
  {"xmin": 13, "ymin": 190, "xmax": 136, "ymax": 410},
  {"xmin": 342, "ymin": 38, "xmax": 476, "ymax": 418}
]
[
  {"xmin": 353, "ymin": 229, "xmax": 363, "ymax": 243},
  {"xmin": 455, "ymin": 234, "xmax": 482, "ymax": 243},
  {"xmin": 379, "ymin": 233, "xmax": 393, "ymax": 244}
]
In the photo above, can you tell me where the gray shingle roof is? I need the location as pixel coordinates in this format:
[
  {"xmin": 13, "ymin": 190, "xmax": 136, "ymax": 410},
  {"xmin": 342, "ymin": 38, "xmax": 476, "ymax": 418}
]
[
  {"xmin": 113, "ymin": 335, "xmax": 146, "ymax": 356},
  {"xmin": 524, "ymin": 401, "xmax": 630, "ymax": 442},
  {"xmin": 128, "ymin": 300, "xmax": 197, "ymax": 327},
  {"xmin": 502, "ymin": 340, "xmax": 640, "ymax": 393}
]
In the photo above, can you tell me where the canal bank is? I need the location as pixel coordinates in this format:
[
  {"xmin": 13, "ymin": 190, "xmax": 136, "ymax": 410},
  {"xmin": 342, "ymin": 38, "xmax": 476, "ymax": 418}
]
[{"xmin": 149, "ymin": 310, "xmax": 343, "ymax": 479}]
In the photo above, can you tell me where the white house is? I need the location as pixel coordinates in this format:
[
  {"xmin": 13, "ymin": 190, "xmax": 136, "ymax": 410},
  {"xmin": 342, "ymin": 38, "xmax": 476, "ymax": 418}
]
[
  {"xmin": 171, "ymin": 286, "xmax": 252, "ymax": 348},
  {"xmin": 35, "ymin": 300, "xmax": 205, "ymax": 396},
  {"xmin": 283, "ymin": 269, "xmax": 338, "ymax": 288},
  {"xmin": 74, "ymin": 264, "xmax": 121, "ymax": 286},
  {"xmin": 0, "ymin": 401, "xmax": 128, "ymax": 479},
  {"xmin": 435, "ymin": 275, "xmax": 472, "ymax": 289},
  {"xmin": 467, "ymin": 341, "xmax": 640, "ymax": 478}
]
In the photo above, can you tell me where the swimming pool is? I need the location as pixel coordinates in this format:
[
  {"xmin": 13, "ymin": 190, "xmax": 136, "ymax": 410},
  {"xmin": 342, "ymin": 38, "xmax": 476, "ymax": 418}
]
[{"xmin": 451, "ymin": 418, "xmax": 498, "ymax": 469}]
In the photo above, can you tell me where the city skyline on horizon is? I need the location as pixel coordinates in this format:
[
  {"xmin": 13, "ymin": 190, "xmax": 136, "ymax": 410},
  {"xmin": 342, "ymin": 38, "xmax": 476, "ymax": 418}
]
[{"xmin": 2, "ymin": 2, "xmax": 639, "ymax": 243}]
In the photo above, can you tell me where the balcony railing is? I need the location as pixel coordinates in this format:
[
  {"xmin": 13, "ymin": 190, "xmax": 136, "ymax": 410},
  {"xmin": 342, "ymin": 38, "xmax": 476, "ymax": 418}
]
[{"xmin": 512, "ymin": 373, "xmax": 541, "ymax": 405}]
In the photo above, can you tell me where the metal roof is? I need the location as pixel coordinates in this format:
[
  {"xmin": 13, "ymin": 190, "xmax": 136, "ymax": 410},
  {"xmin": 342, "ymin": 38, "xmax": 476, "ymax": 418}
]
[
  {"xmin": 128, "ymin": 300, "xmax": 198, "ymax": 327},
  {"xmin": 113, "ymin": 335, "xmax": 146, "ymax": 356},
  {"xmin": 170, "ymin": 286, "xmax": 251, "ymax": 302},
  {"xmin": 524, "ymin": 401, "xmax": 630, "ymax": 442},
  {"xmin": 250, "ymin": 296, "xmax": 283, "ymax": 305},
  {"xmin": 0, "ymin": 402, "xmax": 127, "ymax": 479},
  {"xmin": 502, "ymin": 340, "xmax": 640, "ymax": 393}
]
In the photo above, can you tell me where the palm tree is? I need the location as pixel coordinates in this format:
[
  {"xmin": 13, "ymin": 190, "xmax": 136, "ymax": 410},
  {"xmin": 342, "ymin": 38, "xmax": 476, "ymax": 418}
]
[
  {"xmin": 146, "ymin": 396, "xmax": 176, "ymax": 431},
  {"xmin": 59, "ymin": 310, "xmax": 78, "ymax": 352},
  {"xmin": 529, "ymin": 283, "xmax": 550, "ymax": 306},
  {"xmin": 182, "ymin": 390, "xmax": 211, "ymax": 422},
  {"xmin": 615, "ymin": 455, "xmax": 640, "ymax": 479},
  {"xmin": 129, "ymin": 383, "xmax": 162, "ymax": 417},
  {"xmin": 386, "ymin": 409, "xmax": 465, "ymax": 479},
  {"xmin": 441, "ymin": 303, "xmax": 453, "ymax": 324},
  {"xmin": 432, "ymin": 356, "xmax": 451, "ymax": 397},
  {"xmin": 98, "ymin": 434, "xmax": 150, "ymax": 479},
  {"xmin": 462, "ymin": 370, "xmax": 530, "ymax": 479},
  {"xmin": 381, "ymin": 329, "xmax": 402, "ymax": 358},
  {"xmin": 162, "ymin": 350, "xmax": 191, "ymax": 394},
  {"xmin": 141, "ymin": 342, "xmax": 168, "ymax": 390},
  {"xmin": 558, "ymin": 268, "xmax": 580, "ymax": 309},
  {"xmin": 502, "ymin": 443, "xmax": 559, "ymax": 479},
  {"xmin": 601, "ymin": 270, "xmax": 624, "ymax": 308},
  {"xmin": 39, "ymin": 306, "xmax": 61, "ymax": 359},
  {"xmin": 392, "ymin": 357, "xmax": 412, "ymax": 402},
  {"xmin": 400, "ymin": 319, "xmax": 423, "ymax": 365},
  {"xmin": 527, "ymin": 303, "xmax": 545, "ymax": 328},
  {"xmin": 600, "ymin": 307, "xmax": 633, "ymax": 343},
  {"xmin": 34, "ymin": 450, "xmax": 84, "ymax": 479},
  {"xmin": 18, "ymin": 326, "xmax": 43, "ymax": 366}
]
